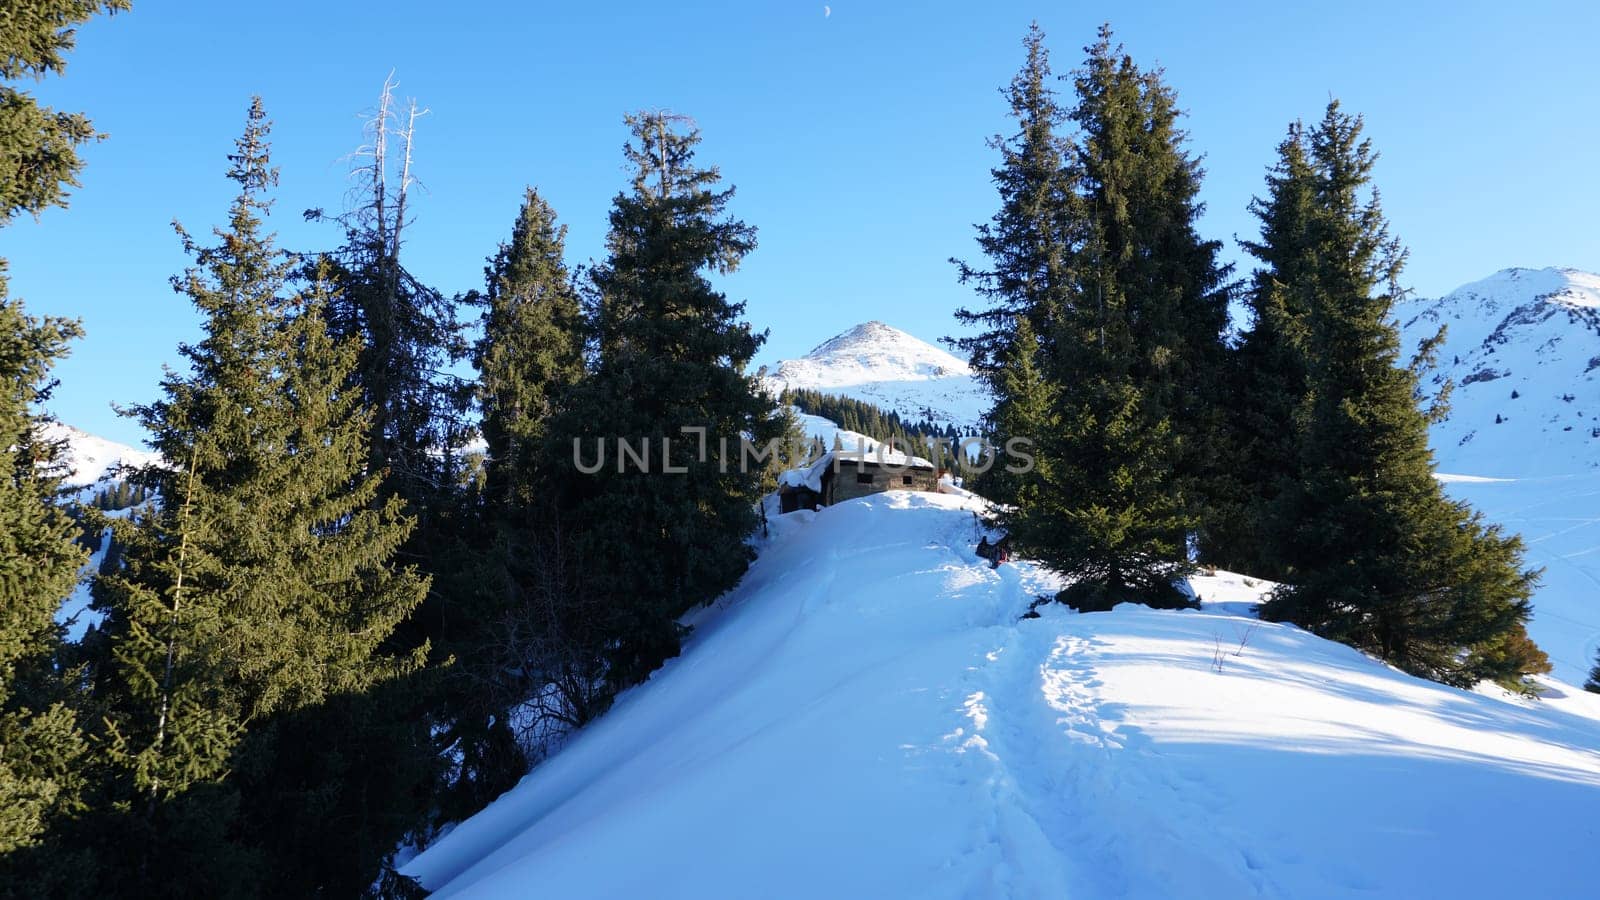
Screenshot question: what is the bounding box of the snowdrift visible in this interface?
[406,492,1600,899]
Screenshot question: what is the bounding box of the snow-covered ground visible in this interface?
[405,491,1600,899]
[1436,472,1600,686]
[1402,267,1600,685]
[763,321,989,431]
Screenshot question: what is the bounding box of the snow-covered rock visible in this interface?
[405,491,1600,899]
[763,321,988,431]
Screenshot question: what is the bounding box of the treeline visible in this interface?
[0,3,780,896]
[87,481,150,511]
[959,24,1549,689]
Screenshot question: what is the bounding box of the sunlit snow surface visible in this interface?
[1400,267,1600,684]
[407,492,1600,899]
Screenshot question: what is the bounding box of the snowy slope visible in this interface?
[1398,266,1600,478]
[406,492,1600,899]
[763,321,988,430]
[1398,268,1600,684]
[40,421,157,489]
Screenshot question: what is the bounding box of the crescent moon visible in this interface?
[824,5,831,17]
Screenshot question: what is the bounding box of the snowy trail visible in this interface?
[408,492,1600,899]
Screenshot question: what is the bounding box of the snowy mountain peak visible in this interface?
[765,322,987,430]
[1398,266,1600,478]
[40,421,157,489]
[795,321,972,383]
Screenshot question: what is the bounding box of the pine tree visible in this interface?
[476,187,586,511]
[87,99,431,895]
[1256,102,1546,687]
[553,111,780,688]
[1586,650,1600,694]
[1208,124,1319,576]
[0,0,125,877]
[308,75,470,526]
[0,300,90,863]
[952,23,1076,510]
[998,26,1228,610]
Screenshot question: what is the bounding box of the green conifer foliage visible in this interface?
[952,24,1075,506]
[987,26,1229,610]
[0,0,130,224]
[476,187,586,511]
[0,0,125,868]
[554,111,780,688]
[88,99,430,894]
[0,300,88,858]
[1256,103,1546,687]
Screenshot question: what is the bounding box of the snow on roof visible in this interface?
[778,437,937,494]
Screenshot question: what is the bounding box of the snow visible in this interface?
[56,525,112,641]
[1400,267,1600,685]
[1397,266,1600,478]
[763,321,989,430]
[39,421,158,493]
[405,491,1600,899]
[778,419,938,492]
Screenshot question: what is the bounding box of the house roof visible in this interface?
[778,442,937,494]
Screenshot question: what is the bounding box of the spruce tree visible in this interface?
[1208,124,1319,576]
[997,26,1229,610]
[952,22,1075,507]
[553,111,780,688]
[1586,650,1600,694]
[1256,103,1547,687]
[308,75,470,539]
[438,187,589,820]
[0,0,125,877]
[0,300,89,862]
[87,100,431,895]
[476,187,586,511]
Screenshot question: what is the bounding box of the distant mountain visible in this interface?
[40,421,157,490]
[762,321,988,431]
[1398,267,1600,684]
[1398,266,1599,477]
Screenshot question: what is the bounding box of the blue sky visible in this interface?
[7,0,1599,445]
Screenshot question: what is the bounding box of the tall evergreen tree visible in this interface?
[951,22,1075,506]
[0,301,89,864]
[1256,102,1547,687]
[1207,124,1319,576]
[86,100,431,895]
[0,0,125,877]
[476,187,586,511]
[996,26,1229,610]
[308,75,470,528]
[553,111,780,688]
[436,187,590,821]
